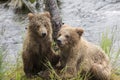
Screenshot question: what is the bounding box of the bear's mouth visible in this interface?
[40,36,47,39]
[57,43,65,48]
[57,41,67,48]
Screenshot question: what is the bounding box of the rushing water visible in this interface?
[60,0,120,43]
[0,3,26,66]
[0,0,120,67]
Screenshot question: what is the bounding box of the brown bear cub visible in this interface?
[22,12,59,78]
[56,24,111,80]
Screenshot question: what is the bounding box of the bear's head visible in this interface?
[28,12,52,38]
[57,24,84,49]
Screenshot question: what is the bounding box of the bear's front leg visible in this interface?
[23,58,33,78]
[64,66,77,78]
[61,57,78,79]
[22,52,35,78]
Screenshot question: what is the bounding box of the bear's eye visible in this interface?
[44,24,47,27]
[36,25,39,28]
[65,35,69,38]
[58,34,61,37]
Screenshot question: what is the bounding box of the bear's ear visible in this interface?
[76,27,84,36]
[61,24,69,28]
[28,13,34,20]
[43,12,51,18]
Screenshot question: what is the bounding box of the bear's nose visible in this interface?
[56,39,62,45]
[42,33,46,38]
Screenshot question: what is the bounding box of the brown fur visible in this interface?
[22,12,59,78]
[56,24,111,80]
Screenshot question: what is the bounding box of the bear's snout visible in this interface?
[56,39,62,45]
[57,36,67,47]
[38,27,47,38]
[42,33,47,38]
